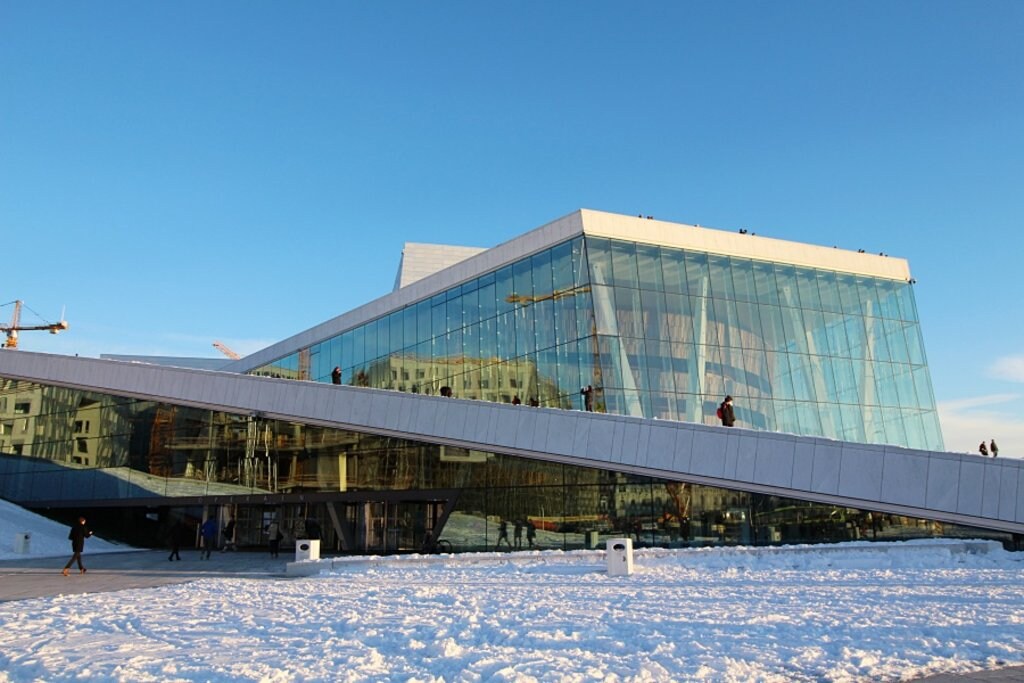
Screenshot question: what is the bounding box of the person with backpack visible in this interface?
[718,396,735,427]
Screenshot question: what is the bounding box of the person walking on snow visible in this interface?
[266,518,282,558]
[168,519,184,561]
[200,517,218,560]
[495,519,512,550]
[63,516,93,576]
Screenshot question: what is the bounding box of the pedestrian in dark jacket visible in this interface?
[990,439,999,457]
[200,517,218,560]
[63,517,93,576]
[331,367,341,385]
[979,441,989,456]
[719,396,736,427]
[168,520,184,561]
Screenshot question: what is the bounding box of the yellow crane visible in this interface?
[212,340,241,360]
[1,300,69,349]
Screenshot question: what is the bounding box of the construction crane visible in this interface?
[1,300,69,349]
[212,340,241,360]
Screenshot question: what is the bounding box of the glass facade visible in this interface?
[253,236,942,450]
[0,378,995,553]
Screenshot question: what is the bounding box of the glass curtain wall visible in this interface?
[251,236,941,450]
[0,378,994,552]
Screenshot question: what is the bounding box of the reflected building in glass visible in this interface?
[249,210,942,451]
[4,210,1001,556]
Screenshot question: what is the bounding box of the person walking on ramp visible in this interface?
[63,516,93,576]
[718,396,736,427]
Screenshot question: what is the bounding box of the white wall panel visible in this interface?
[880,452,928,508]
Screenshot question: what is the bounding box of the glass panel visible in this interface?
[636,244,664,291]
[684,252,710,298]
[752,261,779,305]
[873,362,899,407]
[592,285,617,336]
[844,316,868,359]
[788,353,817,402]
[857,277,882,318]
[734,301,763,351]
[350,326,365,368]
[402,306,417,352]
[764,351,795,401]
[892,363,918,411]
[515,305,535,357]
[823,312,850,358]
[587,237,614,286]
[431,294,447,335]
[904,322,926,366]
[513,259,534,308]
[774,264,801,309]
[496,312,516,361]
[614,286,644,339]
[551,240,574,292]
[835,274,861,315]
[389,311,403,354]
[461,285,479,328]
[609,240,639,289]
[817,271,842,313]
[666,341,694,397]
[463,322,480,360]
[553,295,578,345]
[534,298,556,352]
[644,339,676,394]
[660,247,687,295]
[913,366,937,412]
[731,259,757,303]
[876,280,901,320]
[759,304,786,354]
[895,282,918,321]
[478,281,497,321]
[795,268,821,311]
[575,291,596,342]
[572,236,589,288]
[640,288,670,341]
[531,249,553,300]
[664,293,694,344]
[478,316,497,359]
[707,255,733,301]
[883,319,909,364]
[864,317,890,362]
[495,265,515,314]
[415,299,431,343]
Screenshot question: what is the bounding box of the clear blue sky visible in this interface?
[2,2,1021,454]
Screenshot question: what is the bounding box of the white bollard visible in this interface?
[606,537,633,576]
[13,532,31,554]
[295,539,321,562]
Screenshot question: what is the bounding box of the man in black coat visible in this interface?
[63,516,93,576]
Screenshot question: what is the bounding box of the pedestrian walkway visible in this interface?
[0,549,290,602]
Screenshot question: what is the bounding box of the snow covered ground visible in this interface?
[1,500,1022,682]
